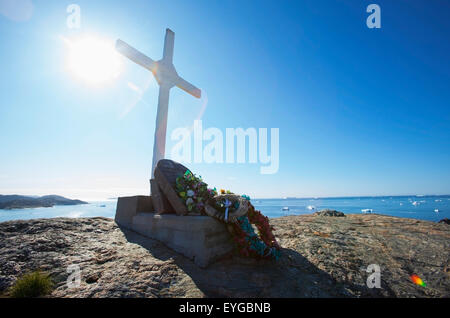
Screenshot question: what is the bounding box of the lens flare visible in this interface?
[410,274,426,287]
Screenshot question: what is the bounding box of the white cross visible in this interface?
[115,28,201,179]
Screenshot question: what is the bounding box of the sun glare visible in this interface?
[65,35,122,85]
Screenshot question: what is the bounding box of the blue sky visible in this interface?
[0,0,449,200]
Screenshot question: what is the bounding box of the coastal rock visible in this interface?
[314,209,345,217]
[0,215,449,298]
[438,218,450,225]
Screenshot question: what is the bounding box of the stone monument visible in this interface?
[114,29,233,267]
[153,159,189,215]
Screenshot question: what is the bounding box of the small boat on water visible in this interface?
[412,201,419,206]
[361,209,373,213]
[307,205,315,210]
[434,209,439,213]
[282,207,289,211]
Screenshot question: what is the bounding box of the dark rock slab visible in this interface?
[438,218,450,225]
[150,179,174,214]
[154,159,189,216]
[314,209,345,217]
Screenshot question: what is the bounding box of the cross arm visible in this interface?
[116,39,156,72]
[176,76,201,98]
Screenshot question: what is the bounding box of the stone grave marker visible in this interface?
[154,159,189,216]
[150,179,174,214]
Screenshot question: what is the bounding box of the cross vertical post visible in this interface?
[116,28,202,189]
[151,83,170,178]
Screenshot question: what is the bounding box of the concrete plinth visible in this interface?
[132,213,234,267]
[115,197,234,268]
[115,196,153,229]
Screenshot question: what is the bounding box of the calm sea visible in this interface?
[0,195,449,223]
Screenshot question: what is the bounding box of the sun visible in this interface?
[64,35,123,85]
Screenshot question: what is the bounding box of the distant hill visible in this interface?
[0,195,87,210]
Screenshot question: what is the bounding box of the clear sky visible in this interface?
[0,0,449,200]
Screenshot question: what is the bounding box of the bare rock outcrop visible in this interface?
[0,215,448,297]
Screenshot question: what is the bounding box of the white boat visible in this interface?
[282,207,289,211]
[361,209,373,213]
[307,205,315,210]
[412,201,419,206]
[434,209,439,213]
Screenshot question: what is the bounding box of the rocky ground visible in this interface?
[0,214,448,297]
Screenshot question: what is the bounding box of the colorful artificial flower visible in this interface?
[175,171,217,214]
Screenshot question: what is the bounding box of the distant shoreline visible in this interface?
[0,194,87,210]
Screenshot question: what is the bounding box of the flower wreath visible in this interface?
[175,173,281,260]
[204,193,248,223]
[227,200,281,260]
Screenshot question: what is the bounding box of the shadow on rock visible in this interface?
[120,225,357,297]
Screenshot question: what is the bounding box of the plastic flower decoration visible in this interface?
[175,171,217,214]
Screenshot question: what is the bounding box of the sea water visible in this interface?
[252,195,450,222]
[0,195,449,223]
